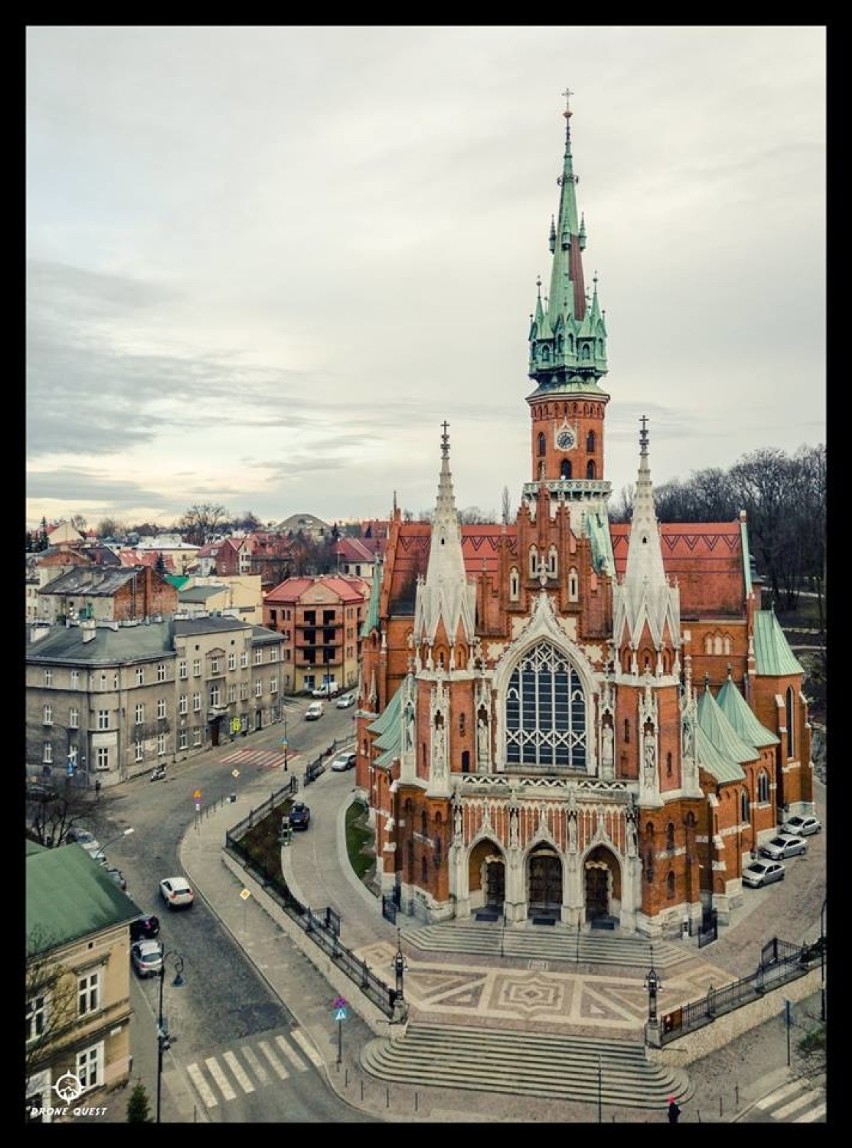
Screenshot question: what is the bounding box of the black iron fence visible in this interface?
[660,934,826,1044]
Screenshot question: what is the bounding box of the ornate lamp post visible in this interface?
[644,951,662,1027]
[91,826,134,863]
[156,950,185,1123]
[393,928,407,1002]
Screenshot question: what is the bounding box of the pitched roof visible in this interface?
[697,686,758,765]
[715,677,779,748]
[37,566,153,597]
[369,682,404,767]
[753,611,804,676]
[26,843,142,955]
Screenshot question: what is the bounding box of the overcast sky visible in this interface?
[26,25,826,533]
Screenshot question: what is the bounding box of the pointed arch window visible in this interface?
[666,822,675,851]
[505,641,586,769]
[757,770,769,803]
[560,460,572,479]
[529,547,539,578]
[586,460,596,479]
[740,790,750,823]
[568,567,579,602]
[509,567,520,600]
[421,810,428,836]
[586,430,595,452]
[537,432,546,457]
[547,546,558,577]
[785,687,795,759]
[666,871,675,899]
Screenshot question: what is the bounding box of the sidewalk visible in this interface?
[178,767,827,1123]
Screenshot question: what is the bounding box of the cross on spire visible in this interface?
[440,420,450,458]
[639,414,649,454]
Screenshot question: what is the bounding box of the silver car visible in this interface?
[759,834,808,860]
[780,814,822,837]
[742,860,786,888]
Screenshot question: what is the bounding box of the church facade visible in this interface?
[354,95,814,939]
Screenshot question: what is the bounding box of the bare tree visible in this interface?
[178,503,229,546]
[26,926,80,1081]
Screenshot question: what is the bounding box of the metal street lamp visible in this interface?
[644,950,662,1025]
[393,928,407,1002]
[92,826,134,863]
[820,897,827,1022]
[282,709,288,773]
[156,950,185,1123]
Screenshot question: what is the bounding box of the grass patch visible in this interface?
[346,798,376,881]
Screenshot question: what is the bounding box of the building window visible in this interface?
[568,567,579,602]
[134,704,144,726]
[69,707,79,728]
[178,695,188,715]
[67,744,78,770]
[179,660,188,680]
[785,686,795,760]
[210,685,221,707]
[26,995,46,1042]
[211,657,221,675]
[666,751,672,777]
[586,460,595,479]
[76,1043,103,1091]
[178,730,188,750]
[666,871,675,899]
[254,649,263,665]
[509,567,519,600]
[666,822,675,851]
[43,705,53,726]
[135,667,144,686]
[228,653,237,671]
[71,670,80,689]
[758,770,770,803]
[537,431,546,456]
[624,719,630,744]
[528,547,539,577]
[547,546,558,576]
[96,747,109,770]
[193,659,201,678]
[44,669,53,687]
[459,713,465,735]
[240,652,249,668]
[193,693,201,713]
[254,680,263,697]
[740,790,750,822]
[228,683,237,703]
[157,733,167,756]
[193,728,202,747]
[134,741,144,762]
[157,698,167,720]
[43,742,53,763]
[99,672,108,691]
[240,682,249,700]
[77,971,100,1016]
[97,709,110,730]
[270,678,278,694]
[586,430,596,452]
[157,663,166,682]
[505,641,587,769]
[421,857,428,883]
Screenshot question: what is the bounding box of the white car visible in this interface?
[159,876,195,909]
[131,939,164,978]
[780,814,822,837]
[305,701,323,721]
[331,753,357,772]
[312,681,340,698]
[742,860,786,888]
[336,692,356,709]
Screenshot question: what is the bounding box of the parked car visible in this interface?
[336,692,356,709]
[130,939,164,978]
[288,801,311,830]
[66,828,103,858]
[780,813,822,837]
[104,866,128,891]
[331,752,357,772]
[312,680,340,698]
[759,834,808,860]
[742,860,786,888]
[159,876,195,908]
[305,701,323,721]
[130,913,161,942]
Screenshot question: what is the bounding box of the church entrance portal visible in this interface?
[485,860,505,909]
[585,862,610,920]
[528,850,562,918]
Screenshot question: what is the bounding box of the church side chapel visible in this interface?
[354,94,814,939]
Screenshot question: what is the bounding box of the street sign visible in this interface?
[240,889,251,901]
[193,789,202,799]
[194,802,201,813]
[334,1006,347,1022]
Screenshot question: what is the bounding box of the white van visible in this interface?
[305,700,323,720]
[312,680,340,698]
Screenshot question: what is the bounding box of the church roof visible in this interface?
[753,611,804,676]
[697,686,758,766]
[716,677,779,748]
[694,723,746,784]
[369,683,403,767]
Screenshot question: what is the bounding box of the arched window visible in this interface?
[461,749,470,773]
[505,641,587,769]
[666,822,675,851]
[568,567,579,602]
[713,635,723,655]
[586,430,595,452]
[421,857,428,882]
[561,460,572,479]
[434,813,443,867]
[786,687,795,759]
[740,790,750,823]
[666,751,672,777]
[529,547,539,577]
[624,719,630,744]
[537,432,546,456]
[704,634,713,654]
[421,810,428,836]
[666,871,675,899]
[586,460,595,479]
[510,567,520,600]
[758,770,769,803]
[547,546,558,576]
[723,635,732,655]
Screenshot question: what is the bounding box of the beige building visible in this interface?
[177,575,263,625]
[26,842,140,1122]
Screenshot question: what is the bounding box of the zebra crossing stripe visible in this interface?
[796,1102,827,1122]
[186,1062,219,1107]
[286,1029,321,1069]
[205,1056,237,1100]
[224,1050,255,1093]
[775,1090,823,1121]
[258,1039,290,1080]
[755,1081,804,1109]
[240,1044,269,1084]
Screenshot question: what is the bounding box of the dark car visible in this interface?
[130,913,161,942]
[289,801,311,830]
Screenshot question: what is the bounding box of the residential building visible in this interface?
[36,565,179,626]
[26,841,140,1122]
[275,512,331,542]
[26,616,285,787]
[176,575,263,625]
[355,96,815,938]
[263,575,368,694]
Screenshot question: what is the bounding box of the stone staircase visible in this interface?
[401,921,691,971]
[361,1023,692,1110]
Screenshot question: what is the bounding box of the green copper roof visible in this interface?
[739,516,753,598]
[369,683,403,768]
[715,677,779,748]
[697,687,757,766]
[753,611,804,676]
[27,843,142,955]
[585,508,616,576]
[694,723,746,784]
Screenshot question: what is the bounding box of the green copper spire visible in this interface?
[528,90,608,397]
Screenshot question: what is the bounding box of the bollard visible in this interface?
[360,1080,364,1101]
[386,1087,390,1108]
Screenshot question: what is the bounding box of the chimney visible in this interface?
[81,618,97,643]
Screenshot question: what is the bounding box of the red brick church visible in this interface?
[354,94,814,938]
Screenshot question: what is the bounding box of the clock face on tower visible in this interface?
[555,426,576,451]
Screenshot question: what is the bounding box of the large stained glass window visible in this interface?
[505,642,586,769]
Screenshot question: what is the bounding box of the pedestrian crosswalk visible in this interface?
[753,1077,826,1123]
[185,1029,314,1109]
[219,747,298,771]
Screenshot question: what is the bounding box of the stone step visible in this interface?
[401,922,689,970]
[361,1023,691,1109]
